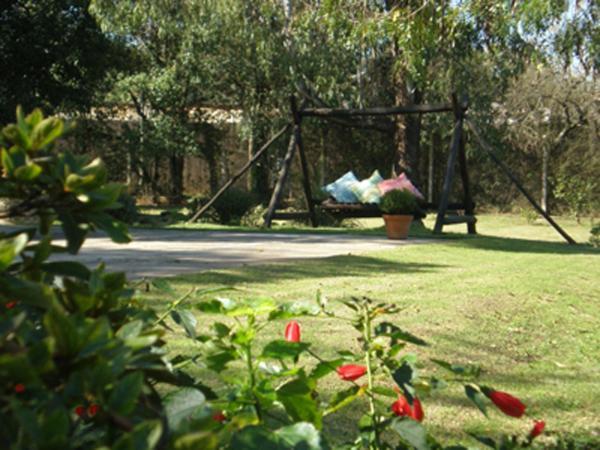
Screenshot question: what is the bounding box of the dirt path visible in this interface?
[48,229,430,278]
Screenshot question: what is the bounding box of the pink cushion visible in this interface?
[378,173,424,200]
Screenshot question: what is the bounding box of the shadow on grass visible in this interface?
[451,234,598,255]
[168,253,446,287]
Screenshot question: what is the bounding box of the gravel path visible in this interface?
[47,229,430,278]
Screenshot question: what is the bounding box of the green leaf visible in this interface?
[230,426,288,450]
[277,377,322,428]
[113,420,163,450]
[172,431,218,450]
[0,275,55,309]
[375,322,428,346]
[57,212,88,254]
[309,358,344,379]
[392,361,416,401]
[268,301,321,320]
[465,384,488,417]
[31,117,64,150]
[0,233,27,271]
[467,433,497,449]
[151,278,175,294]
[262,339,311,361]
[116,320,143,340]
[431,359,481,378]
[390,418,429,450]
[171,309,197,338]
[41,261,91,280]
[44,308,79,356]
[164,388,207,430]
[108,372,144,415]
[14,163,42,181]
[88,212,131,243]
[275,422,325,450]
[40,408,69,448]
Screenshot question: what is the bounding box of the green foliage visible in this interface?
[380,189,419,215]
[0,109,203,450]
[110,192,139,224]
[590,224,600,248]
[554,174,598,223]
[0,0,127,124]
[212,188,258,225]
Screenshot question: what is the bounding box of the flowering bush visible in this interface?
[1,109,548,449]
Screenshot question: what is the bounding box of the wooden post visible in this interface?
[292,97,318,227]
[466,119,576,245]
[263,130,298,228]
[457,122,476,234]
[188,124,291,223]
[434,118,462,234]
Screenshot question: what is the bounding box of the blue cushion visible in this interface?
[323,171,359,203]
[351,170,384,204]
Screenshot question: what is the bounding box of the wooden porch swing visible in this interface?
[262,93,476,234]
[188,93,576,244]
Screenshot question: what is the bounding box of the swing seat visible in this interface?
[319,198,382,218]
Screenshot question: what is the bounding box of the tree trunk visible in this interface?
[428,131,441,203]
[393,76,422,185]
[206,153,219,195]
[248,127,271,203]
[169,153,184,204]
[541,146,549,213]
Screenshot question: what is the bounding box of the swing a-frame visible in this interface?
[189,93,576,244]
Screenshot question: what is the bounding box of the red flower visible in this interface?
[74,405,86,417]
[212,411,226,423]
[5,301,17,309]
[284,321,301,342]
[391,394,424,422]
[483,388,526,418]
[336,364,367,381]
[411,396,424,422]
[88,404,100,417]
[14,383,25,393]
[529,420,545,439]
[391,395,412,417]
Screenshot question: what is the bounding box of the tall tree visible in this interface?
[0,0,123,123]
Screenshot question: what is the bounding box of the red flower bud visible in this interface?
[391,394,412,417]
[5,301,17,309]
[529,420,545,439]
[391,394,424,422]
[74,405,86,417]
[14,383,25,393]
[411,396,424,422]
[484,388,526,418]
[336,364,367,381]
[284,321,301,342]
[212,411,226,422]
[88,404,100,417]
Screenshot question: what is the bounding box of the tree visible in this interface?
[503,65,599,214]
[0,0,125,123]
[91,0,229,202]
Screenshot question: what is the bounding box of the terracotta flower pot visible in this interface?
[382,214,413,239]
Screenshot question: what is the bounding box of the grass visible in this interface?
[140,214,599,447]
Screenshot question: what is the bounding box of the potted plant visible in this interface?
[379,189,419,239]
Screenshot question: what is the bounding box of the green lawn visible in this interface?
[141,214,599,447]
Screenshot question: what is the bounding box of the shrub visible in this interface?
[240,204,268,227]
[380,189,419,215]
[0,108,211,450]
[211,187,258,224]
[590,223,600,248]
[110,191,138,224]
